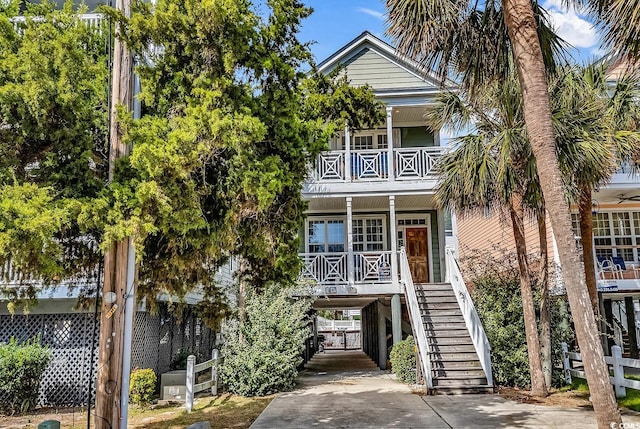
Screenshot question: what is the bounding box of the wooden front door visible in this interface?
[406,228,429,283]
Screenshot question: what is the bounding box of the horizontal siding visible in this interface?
[457,212,553,268]
[342,48,430,90]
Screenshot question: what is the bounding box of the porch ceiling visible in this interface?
[306,194,436,212]
[391,106,428,125]
[312,296,379,310]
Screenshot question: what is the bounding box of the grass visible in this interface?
[128,394,273,429]
[569,376,640,412]
[0,394,273,429]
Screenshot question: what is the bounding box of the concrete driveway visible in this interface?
[250,352,640,429]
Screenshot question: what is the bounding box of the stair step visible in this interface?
[433,377,488,387]
[420,302,460,310]
[420,308,462,316]
[417,283,451,290]
[433,385,495,395]
[431,362,483,370]
[424,321,468,329]
[429,344,477,353]
[425,329,469,338]
[428,337,474,346]
[430,352,480,361]
[420,295,459,303]
[423,316,466,324]
[432,368,486,378]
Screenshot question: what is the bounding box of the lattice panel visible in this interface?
[131,312,148,370]
[142,313,161,370]
[0,306,216,406]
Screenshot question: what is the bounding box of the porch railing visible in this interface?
[312,147,443,182]
[12,13,104,34]
[299,253,349,284]
[445,248,494,386]
[299,251,394,285]
[399,248,433,389]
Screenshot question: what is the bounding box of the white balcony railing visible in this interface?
[299,251,394,285]
[12,13,104,34]
[312,147,443,183]
[299,253,349,284]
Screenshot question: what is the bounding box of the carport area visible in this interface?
[309,295,413,371]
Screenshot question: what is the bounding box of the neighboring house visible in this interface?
[453,60,640,357]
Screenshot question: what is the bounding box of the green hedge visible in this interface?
[390,336,416,384]
[0,337,51,415]
[129,368,157,406]
[222,285,312,396]
[465,249,574,388]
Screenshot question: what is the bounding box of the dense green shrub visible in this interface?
[465,248,574,388]
[390,336,416,384]
[222,285,312,396]
[0,337,51,415]
[129,368,157,407]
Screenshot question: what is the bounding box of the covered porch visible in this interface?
[299,194,445,296]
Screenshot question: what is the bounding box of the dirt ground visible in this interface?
[498,386,593,409]
[0,394,273,429]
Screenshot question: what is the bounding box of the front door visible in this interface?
[406,228,429,283]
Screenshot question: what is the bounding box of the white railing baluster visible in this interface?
[399,248,433,389]
[445,248,493,386]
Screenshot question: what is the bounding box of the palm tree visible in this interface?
[550,64,640,315]
[431,74,548,396]
[386,1,621,425]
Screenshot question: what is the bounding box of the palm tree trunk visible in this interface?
[579,184,600,315]
[503,0,621,426]
[510,197,547,397]
[538,211,552,389]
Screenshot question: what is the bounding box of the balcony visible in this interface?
[310,147,443,183]
[299,251,402,296]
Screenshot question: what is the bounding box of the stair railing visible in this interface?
[399,247,433,389]
[445,248,494,386]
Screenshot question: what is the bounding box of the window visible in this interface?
[308,220,345,253]
[585,211,640,263]
[353,219,384,251]
[612,212,634,261]
[353,135,374,150]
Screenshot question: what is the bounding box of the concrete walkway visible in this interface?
[250,351,640,429]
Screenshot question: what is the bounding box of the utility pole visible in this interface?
[95,0,134,427]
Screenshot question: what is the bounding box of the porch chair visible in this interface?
[597,257,623,280]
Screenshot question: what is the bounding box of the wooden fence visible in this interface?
[562,342,640,398]
[186,349,220,412]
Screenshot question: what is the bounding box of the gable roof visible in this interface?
[317,31,455,94]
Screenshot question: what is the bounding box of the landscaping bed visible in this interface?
[0,394,273,429]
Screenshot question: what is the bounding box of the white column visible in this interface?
[391,294,402,345]
[344,122,351,182]
[347,197,355,286]
[386,106,395,182]
[389,195,399,289]
[437,209,446,283]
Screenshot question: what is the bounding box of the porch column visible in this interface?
[389,195,399,288]
[437,209,446,283]
[386,106,395,182]
[391,294,402,345]
[347,197,355,286]
[625,297,639,359]
[344,122,351,182]
[378,300,388,369]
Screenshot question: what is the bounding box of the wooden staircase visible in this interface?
[416,283,494,394]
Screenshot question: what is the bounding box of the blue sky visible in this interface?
[299,0,603,65]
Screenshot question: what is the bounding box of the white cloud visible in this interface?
[357,7,385,20]
[542,1,598,49]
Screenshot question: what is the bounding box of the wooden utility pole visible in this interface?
[95,1,134,427]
